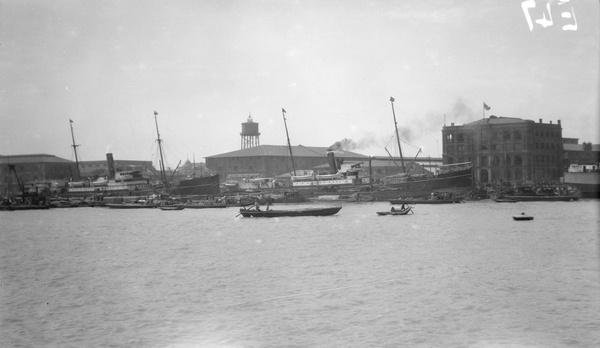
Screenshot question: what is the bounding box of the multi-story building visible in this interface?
[442,116,563,184]
[563,139,600,166]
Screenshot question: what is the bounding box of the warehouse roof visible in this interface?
[0,154,72,164]
[206,144,368,159]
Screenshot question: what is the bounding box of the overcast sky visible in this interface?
[1,0,598,169]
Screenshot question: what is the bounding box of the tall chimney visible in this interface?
[106,153,116,179]
[326,149,337,174]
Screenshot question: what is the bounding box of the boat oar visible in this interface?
[236,204,254,217]
[235,208,246,217]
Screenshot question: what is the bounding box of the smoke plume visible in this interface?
[330,134,378,151]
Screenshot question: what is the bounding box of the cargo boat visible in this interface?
[372,97,473,200]
[561,164,599,198]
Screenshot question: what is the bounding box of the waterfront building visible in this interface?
[562,140,600,167]
[0,154,74,195]
[442,116,563,183]
[205,145,368,181]
[0,154,158,196]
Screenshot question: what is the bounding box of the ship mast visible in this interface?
[282,108,297,176]
[154,111,168,185]
[69,119,81,180]
[390,97,406,172]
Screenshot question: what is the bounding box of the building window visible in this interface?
[503,130,510,140]
[515,155,522,165]
[514,131,522,140]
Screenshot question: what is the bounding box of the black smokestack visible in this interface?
[326,149,337,174]
[106,153,116,179]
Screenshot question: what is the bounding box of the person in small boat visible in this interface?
[401,204,407,211]
[254,200,261,211]
[266,201,270,211]
[391,207,395,212]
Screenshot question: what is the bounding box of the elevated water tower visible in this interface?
[240,114,260,149]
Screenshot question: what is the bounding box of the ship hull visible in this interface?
[562,172,600,198]
[65,181,153,197]
[372,171,473,200]
[172,174,221,196]
[506,195,580,202]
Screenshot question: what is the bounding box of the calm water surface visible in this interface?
[1,200,599,347]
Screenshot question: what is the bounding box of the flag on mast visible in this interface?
[69,119,73,123]
[154,111,158,116]
[282,108,286,113]
[483,102,491,111]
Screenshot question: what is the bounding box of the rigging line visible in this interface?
[400,140,420,149]
[385,133,397,147]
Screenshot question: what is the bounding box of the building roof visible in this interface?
[461,116,535,128]
[564,143,600,152]
[0,154,72,164]
[206,144,369,159]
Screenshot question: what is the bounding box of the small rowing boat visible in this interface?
[159,205,185,211]
[376,206,413,216]
[513,213,534,221]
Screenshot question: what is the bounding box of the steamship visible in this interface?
[65,154,220,197]
[288,149,472,200]
[65,154,152,196]
[66,171,151,196]
[290,150,370,192]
